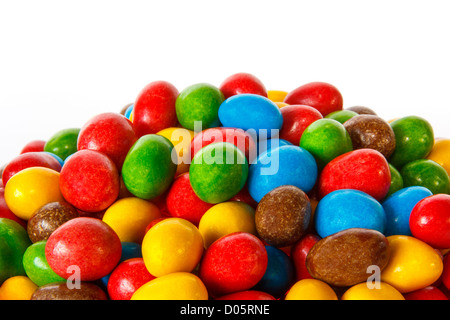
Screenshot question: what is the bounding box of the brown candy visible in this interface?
[344,114,396,158]
[255,185,311,247]
[346,106,377,115]
[31,282,107,300]
[306,228,389,287]
[27,201,79,243]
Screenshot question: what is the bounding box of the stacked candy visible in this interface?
[0,73,449,300]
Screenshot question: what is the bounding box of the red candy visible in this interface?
[290,233,321,281]
[20,140,46,154]
[219,72,267,100]
[198,232,268,297]
[60,150,120,213]
[403,286,448,300]
[442,254,450,291]
[410,194,450,249]
[133,80,179,138]
[279,105,323,145]
[284,82,343,117]
[216,290,276,300]
[77,112,137,170]
[0,188,27,228]
[107,258,156,300]
[318,148,391,202]
[45,217,122,281]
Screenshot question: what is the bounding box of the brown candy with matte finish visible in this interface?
[31,282,108,300]
[346,106,377,115]
[344,114,396,159]
[255,185,311,247]
[306,228,389,287]
[27,201,79,243]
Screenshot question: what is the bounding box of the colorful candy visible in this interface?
[43,128,80,161]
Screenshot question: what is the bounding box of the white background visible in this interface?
[1,0,449,165]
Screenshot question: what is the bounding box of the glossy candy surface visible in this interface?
[44,128,80,161]
[427,138,450,175]
[400,159,449,195]
[290,233,321,281]
[341,282,405,300]
[285,279,338,300]
[219,72,267,99]
[0,276,38,300]
[279,105,323,145]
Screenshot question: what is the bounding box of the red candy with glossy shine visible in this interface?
[59,150,120,213]
[133,80,179,138]
[198,232,268,297]
[230,184,258,209]
[77,112,137,170]
[45,217,122,281]
[403,286,448,300]
[318,148,391,202]
[284,81,343,117]
[216,290,276,300]
[279,105,323,145]
[165,173,214,225]
[219,72,267,100]
[410,194,450,249]
[2,152,61,186]
[20,140,46,154]
[107,258,156,300]
[291,233,321,281]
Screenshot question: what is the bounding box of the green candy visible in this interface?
[386,163,404,199]
[189,142,248,204]
[325,110,358,124]
[401,159,449,195]
[122,134,177,200]
[44,128,80,161]
[299,119,353,169]
[175,83,224,131]
[0,218,32,284]
[389,116,434,169]
[23,240,65,287]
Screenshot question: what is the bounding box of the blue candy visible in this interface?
[124,104,134,120]
[248,145,317,203]
[382,186,433,236]
[218,94,283,138]
[315,189,386,238]
[256,138,292,162]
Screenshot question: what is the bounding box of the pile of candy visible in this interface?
[0,73,449,300]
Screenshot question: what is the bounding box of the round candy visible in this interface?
[382,186,433,237]
[248,145,317,203]
[285,279,338,300]
[427,138,450,176]
[318,148,391,202]
[77,112,137,170]
[219,72,267,99]
[31,282,107,300]
[2,151,61,186]
[0,276,38,300]
[44,127,80,161]
[381,235,443,293]
[141,218,204,277]
[102,197,162,244]
[279,105,323,145]
[386,163,404,198]
[131,272,208,300]
[122,134,177,200]
[198,232,268,297]
[267,90,288,103]
[60,150,120,212]
[325,109,358,124]
[0,218,31,284]
[256,138,292,159]
[284,81,343,117]
[346,105,377,115]
[255,185,311,247]
[409,194,450,249]
[400,159,449,195]
[291,233,321,281]
[23,240,65,287]
[132,80,179,137]
[341,282,404,300]
[216,290,275,300]
[4,167,64,220]
[45,217,122,281]
[176,83,224,131]
[20,140,46,154]
[189,142,248,204]
[389,116,434,169]
[107,258,156,300]
[299,118,353,169]
[343,115,396,159]
[218,94,283,139]
[314,189,386,238]
[165,173,214,225]
[198,201,256,248]
[27,201,79,243]
[404,286,448,300]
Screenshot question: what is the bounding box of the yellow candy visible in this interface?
[0,276,38,300]
[131,272,208,300]
[4,167,64,220]
[285,279,338,300]
[267,90,288,103]
[157,127,195,176]
[275,102,289,108]
[426,138,450,176]
[102,197,162,244]
[141,218,204,277]
[341,282,405,300]
[198,201,256,248]
[381,235,443,293]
